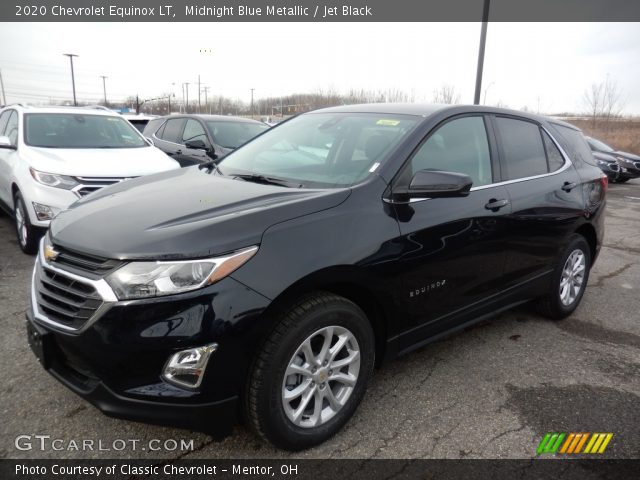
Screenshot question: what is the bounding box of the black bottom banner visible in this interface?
[2,459,637,480]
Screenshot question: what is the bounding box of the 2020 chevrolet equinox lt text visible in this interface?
[27,105,606,450]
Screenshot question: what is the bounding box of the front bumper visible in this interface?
[26,256,272,434]
[20,181,78,228]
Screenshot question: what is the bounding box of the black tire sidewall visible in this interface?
[551,235,591,317]
[258,297,374,450]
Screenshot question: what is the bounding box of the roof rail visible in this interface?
[81,105,111,111]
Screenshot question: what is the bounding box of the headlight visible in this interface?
[30,168,78,190]
[106,246,258,300]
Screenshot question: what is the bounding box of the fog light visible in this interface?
[32,202,59,221]
[162,343,218,389]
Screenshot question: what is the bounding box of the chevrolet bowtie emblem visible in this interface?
[44,244,59,262]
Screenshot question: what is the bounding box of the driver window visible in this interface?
[182,119,209,146]
[410,116,492,188]
[4,111,18,146]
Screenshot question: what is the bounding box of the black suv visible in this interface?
[27,105,605,450]
[143,114,269,167]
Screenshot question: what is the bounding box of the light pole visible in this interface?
[184,82,190,113]
[202,86,210,113]
[250,88,255,118]
[473,0,490,105]
[100,75,108,105]
[63,53,79,106]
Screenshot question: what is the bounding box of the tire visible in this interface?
[14,192,42,254]
[245,292,375,450]
[536,234,591,320]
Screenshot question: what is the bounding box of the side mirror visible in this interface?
[185,139,209,151]
[0,136,16,150]
[403,170,473,199]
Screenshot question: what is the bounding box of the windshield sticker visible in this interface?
[376,119,400,126]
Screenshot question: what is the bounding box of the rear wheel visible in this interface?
[536,235,591,320]
[14,192,42,254]
[245,292,375,450]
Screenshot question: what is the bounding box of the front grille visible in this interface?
[77,186,104,197]
[73,177,134,197]
[34,262,104,331]
[51,244,123,276]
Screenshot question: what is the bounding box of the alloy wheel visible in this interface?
[15,201,27,247]
[559,249,586,306]
[282,325,360,429]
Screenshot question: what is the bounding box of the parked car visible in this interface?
[0,105,180,253]
[586,136,640,183]
[143,114,269,167]
[27,104,606,450]
[591,151,621,182]
[122,113,157,133]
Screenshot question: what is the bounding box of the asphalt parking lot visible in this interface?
[0,180,638,460]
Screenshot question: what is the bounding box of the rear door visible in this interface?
[391,115,512,343]
[492,115,584,287]
[153,117,186,157]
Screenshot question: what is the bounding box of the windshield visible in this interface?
[218,113,420,187]
[205,121,269,149]
[587,137,614,152]
[24,113,148,148]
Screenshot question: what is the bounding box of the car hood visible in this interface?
[26,145,179,177]
[50,167,351,260]
[592,151,617,163]
[614,150,640,161]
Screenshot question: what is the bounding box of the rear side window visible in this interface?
[158,118,185,143]
[552,124,597,166]
[410,116,493,187]
[542,131,565,172]
[495,117,547,180]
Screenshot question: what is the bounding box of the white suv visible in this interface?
[0,105,180,253]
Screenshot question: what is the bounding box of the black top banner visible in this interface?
[2,0,640,22]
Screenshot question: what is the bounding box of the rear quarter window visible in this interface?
[550,123,597,167]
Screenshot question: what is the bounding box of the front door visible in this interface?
[391,115,511,347]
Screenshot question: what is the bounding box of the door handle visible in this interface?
[562,181,577,192]
[172,149,182,156]
[485,198,509,212]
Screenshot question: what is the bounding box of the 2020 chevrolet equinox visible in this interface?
[27,105,606,450]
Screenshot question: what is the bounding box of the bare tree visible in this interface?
[432,85,460,104]
[603,77,624,123]
[583,82,605,128]
[583,77,625,128]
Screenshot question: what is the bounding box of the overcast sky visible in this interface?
[1,22,639,114]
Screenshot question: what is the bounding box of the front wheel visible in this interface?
[536,234,591,320]
[14,192,42,254]
[245,292,375,450]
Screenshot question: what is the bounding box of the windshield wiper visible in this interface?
[233,173,303,188]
